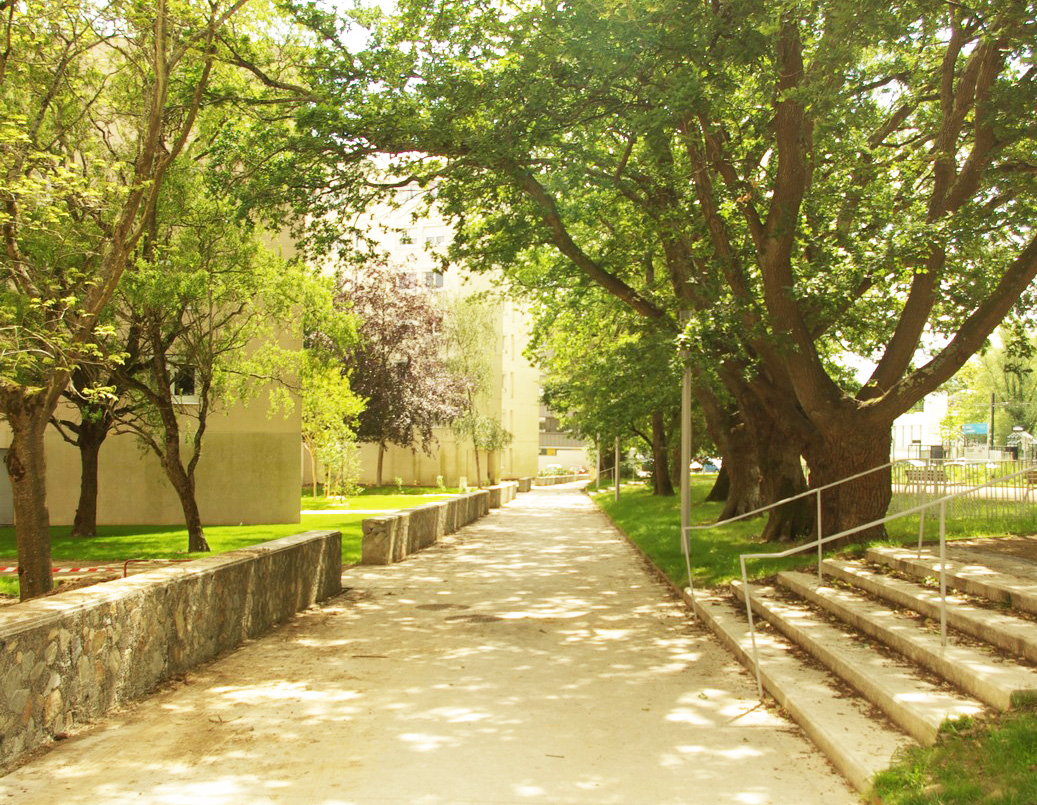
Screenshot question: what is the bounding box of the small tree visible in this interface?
[442,293,498,487]
[114,165,305,552]
[473,416,513,486]
[300,355,364,497]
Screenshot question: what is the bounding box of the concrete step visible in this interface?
[778,570,1037,711]
[731,580,983,745]
[822,558,1037,665]
[688,591,911,793]
[867,545,1037,617]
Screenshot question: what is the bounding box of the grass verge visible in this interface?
[302,486,458,509]
[870,711,1037,804]
[591,478,817,587]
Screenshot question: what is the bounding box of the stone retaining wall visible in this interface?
[534,473,591,486]
[361,483,519,566]
[0,529,341,771]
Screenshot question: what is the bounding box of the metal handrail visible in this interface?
[680,461,897,607]
[735,461,1037,699]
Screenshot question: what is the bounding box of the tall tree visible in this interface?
[317,0,1037,541]
[0,0,249,599]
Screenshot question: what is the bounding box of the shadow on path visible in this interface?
[0,486,856,804]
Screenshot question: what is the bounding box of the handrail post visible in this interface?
[940,499,947,647]
[816,488,823,585]
[741,556,764,701]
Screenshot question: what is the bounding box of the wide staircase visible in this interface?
[690,537,1037,793]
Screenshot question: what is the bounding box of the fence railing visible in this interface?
[729,461,1037,700]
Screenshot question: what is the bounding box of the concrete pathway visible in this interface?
[0,486,857,804]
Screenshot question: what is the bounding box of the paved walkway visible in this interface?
[0,486,857,804]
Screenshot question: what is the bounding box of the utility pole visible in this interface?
[680,312,695,605]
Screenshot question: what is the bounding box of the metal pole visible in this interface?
[816,490,823,585]
[614,436,620,502]
[741,557,764,701]
[595,435,601,492]
[681,357,695,605]
[940,500,947,647]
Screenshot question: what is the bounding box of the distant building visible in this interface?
[538,405,591,473]
[891,394,948,461]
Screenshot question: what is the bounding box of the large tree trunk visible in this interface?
[376,443,385,487]
[758,435,811,541]
[71,416,109,538]
[804,420,892,545]
[694,386,762,518]
[650,409,675,496]
[717,423,764,520]
[744,398,811,542]
[5,402,53,600]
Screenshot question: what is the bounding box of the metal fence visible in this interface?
[888,458,1037,523]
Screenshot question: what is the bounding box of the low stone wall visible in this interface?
[534,473,591,486]
[0,530,341,772]
[362,488,503,566]
[508,477,534,493]
[487,481,519,508]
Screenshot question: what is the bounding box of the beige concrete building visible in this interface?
[0,240,303,528]
[348,187,542,486]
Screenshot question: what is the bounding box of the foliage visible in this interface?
[441,292,511,483]
[871,710,1037,805]
[269,0,1037,540]
[113,159,310,551]
[0,0,255,598]
[943,321,1037,447]
[300,351,365,496]
[336,261,467,461]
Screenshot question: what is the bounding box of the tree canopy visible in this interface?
[267,0,1037,539]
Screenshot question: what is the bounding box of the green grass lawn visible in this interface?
[302,486,459,509]
[592,478,821,587]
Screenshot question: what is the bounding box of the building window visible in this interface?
[424,270,444,288]
[424,234,446,247]
[399,228,417,246]
[172,365,198,405]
